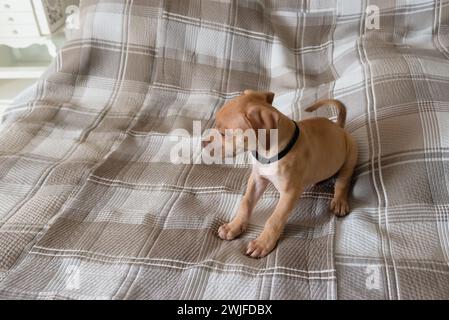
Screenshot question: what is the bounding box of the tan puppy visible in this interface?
[212,90,357,258]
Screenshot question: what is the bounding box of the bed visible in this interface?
[0,0,448,299]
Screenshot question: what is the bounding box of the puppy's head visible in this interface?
[204,90,279,158]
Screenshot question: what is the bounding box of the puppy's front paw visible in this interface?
[218,221,246,240]
[246,237,277,259]
[330,197,350,217]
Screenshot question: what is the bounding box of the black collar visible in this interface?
[251,121,300,165]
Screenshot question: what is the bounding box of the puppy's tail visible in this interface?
[305,99,346,128]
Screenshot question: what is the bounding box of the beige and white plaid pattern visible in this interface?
[0,0,449,299]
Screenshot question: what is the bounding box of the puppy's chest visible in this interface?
[252,161,283,189]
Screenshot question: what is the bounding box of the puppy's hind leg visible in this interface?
[218,173,268,240]
[331,133,358,217]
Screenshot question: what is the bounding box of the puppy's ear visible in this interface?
[243,106,279,130]
[263,92,275,104]
[243,90,275,104]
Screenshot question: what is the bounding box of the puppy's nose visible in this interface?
[202,140,210,148]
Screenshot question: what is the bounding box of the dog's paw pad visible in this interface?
[330,198,350,217]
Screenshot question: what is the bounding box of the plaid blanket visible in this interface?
[0,0,448,299]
